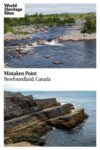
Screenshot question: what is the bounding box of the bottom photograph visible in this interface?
[4,90,96,147]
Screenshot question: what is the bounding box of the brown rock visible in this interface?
[37,40,45,45]
[5,141,35,147]
[4,137,13,144]
[4,114,52,145]
[35,103,74,120]
[34,98,60,110]
[47,108,87,129]
[52,60,64,65]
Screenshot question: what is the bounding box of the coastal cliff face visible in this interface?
[4,91,59,120]
[4,91,88,146]
[4,92,39,121]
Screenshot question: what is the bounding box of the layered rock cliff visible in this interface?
[4,91,88,146]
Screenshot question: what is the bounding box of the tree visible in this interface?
[64,16,75,24]
[81,15,96,34]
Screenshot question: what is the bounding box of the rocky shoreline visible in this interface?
[4,32,96,42]
[58,33,96,41]
[4,91,88,147]
[4,25,96,41]
[4,25,48,41]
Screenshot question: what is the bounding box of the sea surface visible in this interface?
[22,91,96,147]
[4,26,96,68]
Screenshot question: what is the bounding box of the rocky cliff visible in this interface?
[4,91,88,146]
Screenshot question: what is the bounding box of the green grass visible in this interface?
[12,31,29,35]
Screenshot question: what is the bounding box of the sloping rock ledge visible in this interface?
[4,91,88,146]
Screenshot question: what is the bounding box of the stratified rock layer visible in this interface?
[47,108,87,129]
[4,91,59,121]
[4,91,88,146]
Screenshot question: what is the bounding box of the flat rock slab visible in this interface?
[58,33,96,41]
[35,103,74,119]
[5,142,37,147]
[47,108,87,129]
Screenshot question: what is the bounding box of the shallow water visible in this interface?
[22,91,96,147]
[4,26,96,68]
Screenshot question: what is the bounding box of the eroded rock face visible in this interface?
[4,91,88,146]
[4,114,51,145]
[4,91,59,121]
[47,109,87,129]
[4,91,39,121]
[33,98,60,110]
[35,103,74,120]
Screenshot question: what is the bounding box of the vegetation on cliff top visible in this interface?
[4,13,96,34]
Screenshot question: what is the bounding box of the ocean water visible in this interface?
[4,26,96,68]
[22,91,96,147]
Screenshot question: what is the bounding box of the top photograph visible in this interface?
[4,3,96,68]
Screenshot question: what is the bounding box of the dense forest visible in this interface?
[4,13,96,34]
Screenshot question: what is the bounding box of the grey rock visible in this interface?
[4,91,40,121]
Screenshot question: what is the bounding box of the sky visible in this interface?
[4,85,36,92]
[25,4,96,15]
